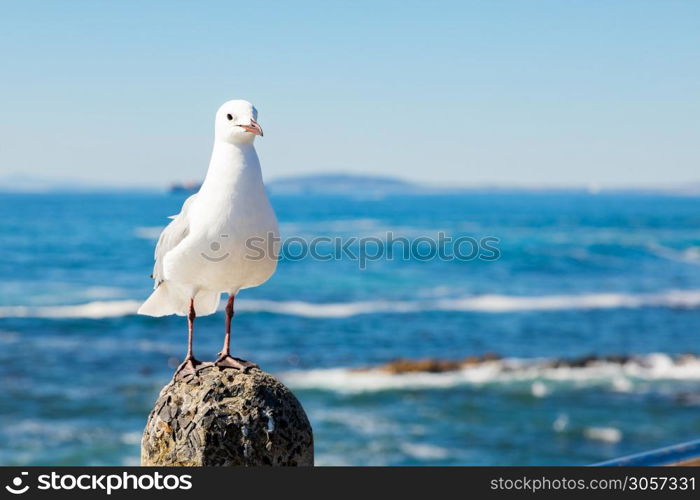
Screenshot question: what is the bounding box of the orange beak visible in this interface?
[240,119,263,137]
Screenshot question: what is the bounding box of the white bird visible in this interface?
[138,99,279,378]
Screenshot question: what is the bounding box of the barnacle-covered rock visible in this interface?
[141,365,313,466]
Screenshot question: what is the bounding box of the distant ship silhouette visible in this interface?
[168,181,201,193]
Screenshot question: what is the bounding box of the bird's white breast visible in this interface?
[163,142,279,294]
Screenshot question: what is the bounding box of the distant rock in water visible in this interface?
[364,353,502,374]
[357,353,699,375]
[282,352,700,394]
[141,365,313,466]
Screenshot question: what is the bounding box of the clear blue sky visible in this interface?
[1,1,698,188]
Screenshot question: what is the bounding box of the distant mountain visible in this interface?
[3,171,699,196]
[267,174,432,196]
[267,174,700,197]
[0,173,79,193]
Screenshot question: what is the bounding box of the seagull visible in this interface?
[138,99,279,378]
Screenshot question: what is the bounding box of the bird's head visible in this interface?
[214,99,263,144]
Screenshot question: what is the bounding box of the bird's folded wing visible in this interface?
[151,193,197,288]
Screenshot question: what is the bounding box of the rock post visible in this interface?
[141,365,313,466]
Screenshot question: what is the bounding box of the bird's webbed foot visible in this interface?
[173,356,205,380]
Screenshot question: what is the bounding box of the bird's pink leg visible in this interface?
[222,295,233,356]
[215,294,257,372]
[174,298,204,379]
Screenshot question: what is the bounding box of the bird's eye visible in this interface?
[226,113,233,121]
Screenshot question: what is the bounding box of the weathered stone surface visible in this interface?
[141,365,313,466]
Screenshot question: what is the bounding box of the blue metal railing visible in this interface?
[593,439,700,466]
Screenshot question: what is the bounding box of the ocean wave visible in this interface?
[2,289,700,319]
[240,289,700,318]
[280,353,700,393]
[649,244,700,266]
[278,218,458,239]
[0,300,142,319]
[279,218,382,235]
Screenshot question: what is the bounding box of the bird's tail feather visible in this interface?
[137,282,220,317]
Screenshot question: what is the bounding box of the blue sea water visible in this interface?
[1,191,700,465]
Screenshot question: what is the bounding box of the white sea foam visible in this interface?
[237,299,408,318]
[120,432,143,446]
[584,427,622,444]
[2,289,700,319]
[312,409,399,435]
[531,381,549,398]
[134,226,164,240]
[399,442,451,460]
[552,414,569,433]
[280,353,700,394]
